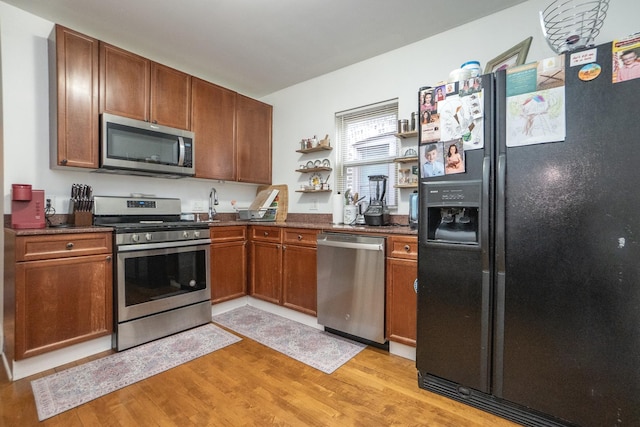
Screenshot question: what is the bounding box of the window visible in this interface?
[335,99,399,206]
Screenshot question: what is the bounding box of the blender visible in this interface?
[364,175,390,226]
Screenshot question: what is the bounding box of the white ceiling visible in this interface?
[4,0,527,97]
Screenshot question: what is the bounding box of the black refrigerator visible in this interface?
[416,41,640,427]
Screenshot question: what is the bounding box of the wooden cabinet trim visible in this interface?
[387,235,418,260]
[15,233,112,262]
[249,226,282,243]
[283,228,320,247]
[210,225,247,242]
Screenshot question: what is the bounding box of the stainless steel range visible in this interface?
[93,196,211,351]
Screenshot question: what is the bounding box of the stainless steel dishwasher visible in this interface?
[317,233,386,344]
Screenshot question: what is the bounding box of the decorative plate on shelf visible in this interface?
[313,159,322,167]
[305,160,315,169]
[309,173,323,187]
[404,148,418,157]
[321,158,331,168]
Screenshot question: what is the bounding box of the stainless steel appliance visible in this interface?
[93,196,211,351]
[363,175,390,226]
[317,233,386,345]
[417,42,640,426]
[99,113,195,178]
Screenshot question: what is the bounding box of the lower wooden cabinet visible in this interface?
[386,235,418,347]
[4,231,113,361]
[282,229,319,316]
[210,226,247,303]
[249,226,319,315]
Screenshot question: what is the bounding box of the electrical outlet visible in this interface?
[310,198,318,211]
[192,200,204,212]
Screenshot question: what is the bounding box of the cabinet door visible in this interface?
[210,240,246,303]
[282,245,317,316]
[236,94,272,184]
[150,62,191,130]
[100,42,150,121]
[54,25,99,168]
[15,254,113,360]
[191,78,237,180]
[249,240,281,304]
[386,257,418,346]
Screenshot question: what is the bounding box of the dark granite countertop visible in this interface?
[4,213,416,236]
[5,225,114,236]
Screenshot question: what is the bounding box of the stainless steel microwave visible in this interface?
[100,113,195,178]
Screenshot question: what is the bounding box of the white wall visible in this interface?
[0,2,259,217]
[263,0,638,214]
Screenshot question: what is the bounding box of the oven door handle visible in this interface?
[117,238,212,252]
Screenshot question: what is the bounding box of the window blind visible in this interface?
[335,99,399,206]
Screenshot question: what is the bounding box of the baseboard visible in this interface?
[10,336,112,381]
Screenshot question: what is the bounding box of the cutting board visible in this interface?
[257,184,288,222]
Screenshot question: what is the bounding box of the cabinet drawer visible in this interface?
[250,226,282,243]
[283,228,319,247]
[210,225,247,242]
[387,236,418,260]
[16,232,112,262]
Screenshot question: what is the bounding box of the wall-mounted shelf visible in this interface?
[394,131,418,139]
[395,184,418,189]
[295,189,332,193]
[295,167,332,173]
[394,156,418,163]
[296,146,333,154]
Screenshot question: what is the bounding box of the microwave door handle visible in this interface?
[178,136,186,166]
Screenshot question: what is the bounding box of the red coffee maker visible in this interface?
[11,184,46,229]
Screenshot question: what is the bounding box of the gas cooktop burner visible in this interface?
[107,221,208,233]
[92,195,211,240]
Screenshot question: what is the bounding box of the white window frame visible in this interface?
[335,99,399,207]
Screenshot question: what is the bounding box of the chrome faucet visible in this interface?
[208,187,218,221]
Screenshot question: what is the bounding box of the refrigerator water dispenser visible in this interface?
[423,180,481,245]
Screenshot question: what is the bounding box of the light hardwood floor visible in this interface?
[0,326,519,426]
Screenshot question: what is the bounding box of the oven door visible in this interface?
[116,241,211,323]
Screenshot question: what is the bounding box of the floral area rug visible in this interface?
[31,323,241,421]
[213,305,366,374]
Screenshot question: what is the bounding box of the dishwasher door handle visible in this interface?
[317,239,384,251]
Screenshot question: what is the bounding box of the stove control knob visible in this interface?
[131,234,140,243]
[145,233,152,241]
[193,231,201,238]
[182,231,191,239]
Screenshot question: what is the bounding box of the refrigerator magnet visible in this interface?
[578,63,601,81]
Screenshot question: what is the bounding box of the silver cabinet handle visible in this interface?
[66,242,74,250]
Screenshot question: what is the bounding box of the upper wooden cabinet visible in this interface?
[236,94,273,184]
[51,24,271,183]
[192,82,273,183]
[51,25,100,169]
[150,62,192,130]
[191,78,237,180]
[99,43,191,130]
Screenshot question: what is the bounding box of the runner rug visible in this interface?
[213,305,366,374]
[31,323,241,421]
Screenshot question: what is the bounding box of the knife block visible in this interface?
[72,211,93,226]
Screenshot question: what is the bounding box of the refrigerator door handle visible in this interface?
[493,152,507,397]
[496,153,506,274]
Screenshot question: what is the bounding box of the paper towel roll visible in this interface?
[332,194,344,224]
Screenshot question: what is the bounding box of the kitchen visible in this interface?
[1,0,638,425]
